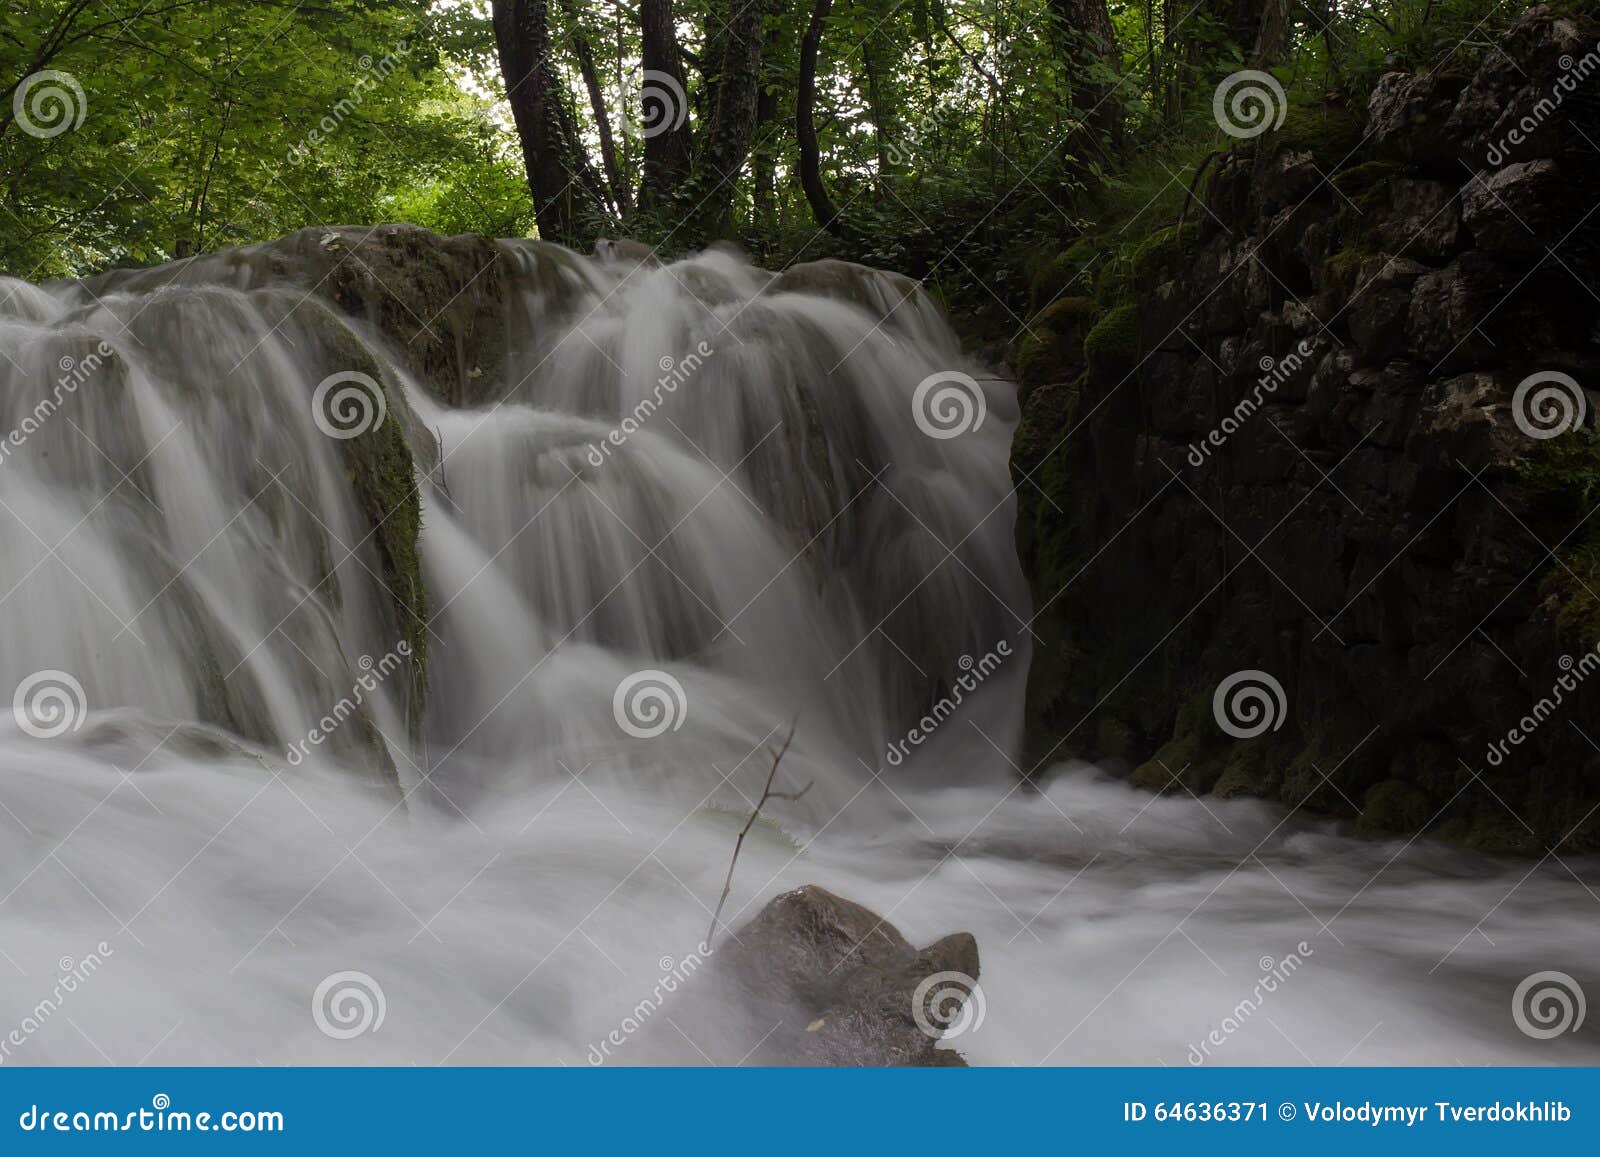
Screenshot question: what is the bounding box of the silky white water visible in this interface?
[0,233,1593,1066]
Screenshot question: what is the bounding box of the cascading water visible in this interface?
[0,231,1594,1066]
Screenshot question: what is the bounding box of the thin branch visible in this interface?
[705,719,810,948]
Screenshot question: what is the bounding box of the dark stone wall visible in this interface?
[1013,8,1600,851]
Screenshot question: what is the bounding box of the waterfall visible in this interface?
[0,233,1028,810]
[0,233,1593,1067]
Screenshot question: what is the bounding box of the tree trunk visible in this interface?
[798,0,846,238]
[637,0,694,210]
[1045,0,1123,148]
[491,0,609,248]
[690,0,765,237]
[1249,0,1293,67]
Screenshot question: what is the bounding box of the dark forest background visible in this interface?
[0,1,1555,328]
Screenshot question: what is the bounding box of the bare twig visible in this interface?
[705,719,811,948]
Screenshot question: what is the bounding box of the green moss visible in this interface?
[1082,304,1141,386]
[1267,103,1364,167]
[1432,815,1544,856]
[1129,225,1194,287]
[1130,692,1221,792]
[1330,160,1399,203]
[1321,247,1374,294]
[1356,779,1432,835]
[1029,239,1104,313]
[343,395,429,736]
[1212,741,1278,799]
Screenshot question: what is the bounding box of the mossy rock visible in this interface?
[1129,225,1194,288]
[1083,303,1141,386]
[1356,779,1432,835]
[1018,296,1098,389]
[1029,239,1104,312]
[1331,160,1400,207]
[1267,103,1364,167]
[1212,741,1279,799]
[1129,691,1221,791]
[1320,247,1374,294]
[1432,815,1544,856]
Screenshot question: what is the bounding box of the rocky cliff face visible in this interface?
[1013,8,1600,852]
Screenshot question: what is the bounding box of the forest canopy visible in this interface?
[1,0,1557,319]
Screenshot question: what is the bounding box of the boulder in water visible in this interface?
[715,885,981,1066]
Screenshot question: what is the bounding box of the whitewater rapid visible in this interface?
[0,231,1594,1065]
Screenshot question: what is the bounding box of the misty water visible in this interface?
[0,234,1594,1066]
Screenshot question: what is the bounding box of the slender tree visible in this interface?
[797,0,847,237]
